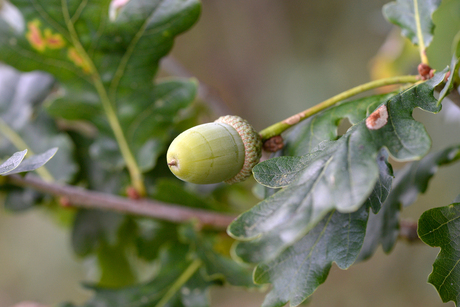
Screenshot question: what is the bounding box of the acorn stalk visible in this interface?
[167,115,262,184]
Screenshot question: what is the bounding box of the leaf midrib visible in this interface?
[108,0,165,103]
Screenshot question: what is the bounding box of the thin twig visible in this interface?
[5,175,423,238]
[6,174,236,229]
[258,75,420,141]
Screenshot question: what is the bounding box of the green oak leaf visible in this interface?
[358,144,460,261]
[254,94,394,206]
[366,150,394,215]
[240,151,391,307]
[135,219,179,261]
[67,130,130,193]
[255,205,369,307]
[72,212,143,288]
[282,93,395,157]
[97,240,137,288]
[0,150,59,212]
[233,149,392,266]
[62,244,213,307]
[180,224,255,288]
[418,196,460,306]
[51,78,198,171]
[0,0,200,172]
[228,72,446,263]
[180,271,213,307]
[71,210,125,257]
[439,55,460,102]
[383,0,441,49]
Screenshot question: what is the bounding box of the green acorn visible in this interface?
[167,115,262,184]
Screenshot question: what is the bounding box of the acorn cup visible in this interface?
[167,115,262,184]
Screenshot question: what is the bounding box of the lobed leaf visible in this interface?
[418,196,460,306]
[229,72,446,264]
[67,225,254,307]
[234,150,392,267]
[0,0,200,173]
[254,206,369,307]
[0,82,76,209]
[282,93,395,157]
[232,153,392,307]
[63,244,210,307]
[383,0,441,49]
[358,144,460,261]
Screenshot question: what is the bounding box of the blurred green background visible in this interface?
[1,0,460,306]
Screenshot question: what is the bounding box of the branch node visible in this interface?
[126,186,142,200]
[59,196,71,208]
[263,135,284,152]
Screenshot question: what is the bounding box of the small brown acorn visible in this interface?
[167,115,262,184]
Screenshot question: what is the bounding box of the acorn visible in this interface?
[167,115,262,184]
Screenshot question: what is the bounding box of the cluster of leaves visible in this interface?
[0,0,256,306]
[0,0,460,307]
[225,1,460,306]
[228,75,460,306]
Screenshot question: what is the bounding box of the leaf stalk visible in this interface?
[259,75,419,141]
[413,0,430,65]
[155,258,203,307]
[61,0,146,196]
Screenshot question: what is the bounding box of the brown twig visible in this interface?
[6,174,425,238]
[6,174,236,229]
